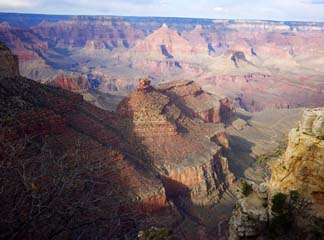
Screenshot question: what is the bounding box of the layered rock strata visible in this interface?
[118,79,235,205]
[49,72,89,91]
[157,79,235,124]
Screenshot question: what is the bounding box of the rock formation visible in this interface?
[136,77,154,92]
[2,14,324,112]
[1,42,238,239]
[229,182,269,239]
[134,24,194,57]
[0,42,19,77]
[49,72,90,91]
[157,80,235,124]
[118,79,235,205]
[0,22,52,81]
[271,108,324,216]
[229,108,324,239]
[299,108,324,138]
[32,16,144,49]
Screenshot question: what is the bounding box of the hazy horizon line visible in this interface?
[1,11,324,24]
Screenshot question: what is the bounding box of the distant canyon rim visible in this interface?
[1,13,324,112]
[1,13,324,239]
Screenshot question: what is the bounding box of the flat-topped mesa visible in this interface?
[0,42,19,78]
[158,80,235,124]
[136,78,153,93]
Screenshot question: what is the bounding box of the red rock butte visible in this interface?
[118,79,235,204]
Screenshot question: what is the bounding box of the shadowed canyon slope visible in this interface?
[1,12,324,240]
[0,42,239,239]
[1,14,324,112]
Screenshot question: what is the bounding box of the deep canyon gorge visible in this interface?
[0,12,324,240]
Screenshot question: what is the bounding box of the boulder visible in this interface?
[312,115,324,138]
[300,109,318,135]
[300,108,324,138]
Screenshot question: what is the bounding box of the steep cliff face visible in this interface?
[32,16,145,49]
[270,108,324,216]
[0,42,19,77]
[229,108,324,239]
[49,72,90,91]
[0,23,52,81]
[118,78,234,205]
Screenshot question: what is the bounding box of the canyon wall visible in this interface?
[270,108,324,216]
[1,14,324,112]
[229,108,324,239]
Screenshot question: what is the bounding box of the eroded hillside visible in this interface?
[1,14,324,112]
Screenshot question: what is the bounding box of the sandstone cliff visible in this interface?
[229,108,324,239]
[270,108,324,217]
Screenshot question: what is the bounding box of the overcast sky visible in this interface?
[0,0,324,21]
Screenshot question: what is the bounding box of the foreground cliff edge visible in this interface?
[229,109,324,239]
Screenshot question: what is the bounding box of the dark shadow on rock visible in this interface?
[161,177,191,199]
[160,44,174,59]
[224,111,253,127]
[225,134,256,178]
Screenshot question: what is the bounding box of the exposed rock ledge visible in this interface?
[271,108,324,217]
[229,108,324,239]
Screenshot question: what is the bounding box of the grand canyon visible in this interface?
[0,11,324,240]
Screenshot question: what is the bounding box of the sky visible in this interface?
[0,0,324,22]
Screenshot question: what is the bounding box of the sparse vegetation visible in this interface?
[240,179,253,197]
[269,191,301,239]
[256,141,287,166]
[289,190,300,206]
[0,136,143,239]
[138,227,176,240]
[271,192,288,215]
[269,192,290,238]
